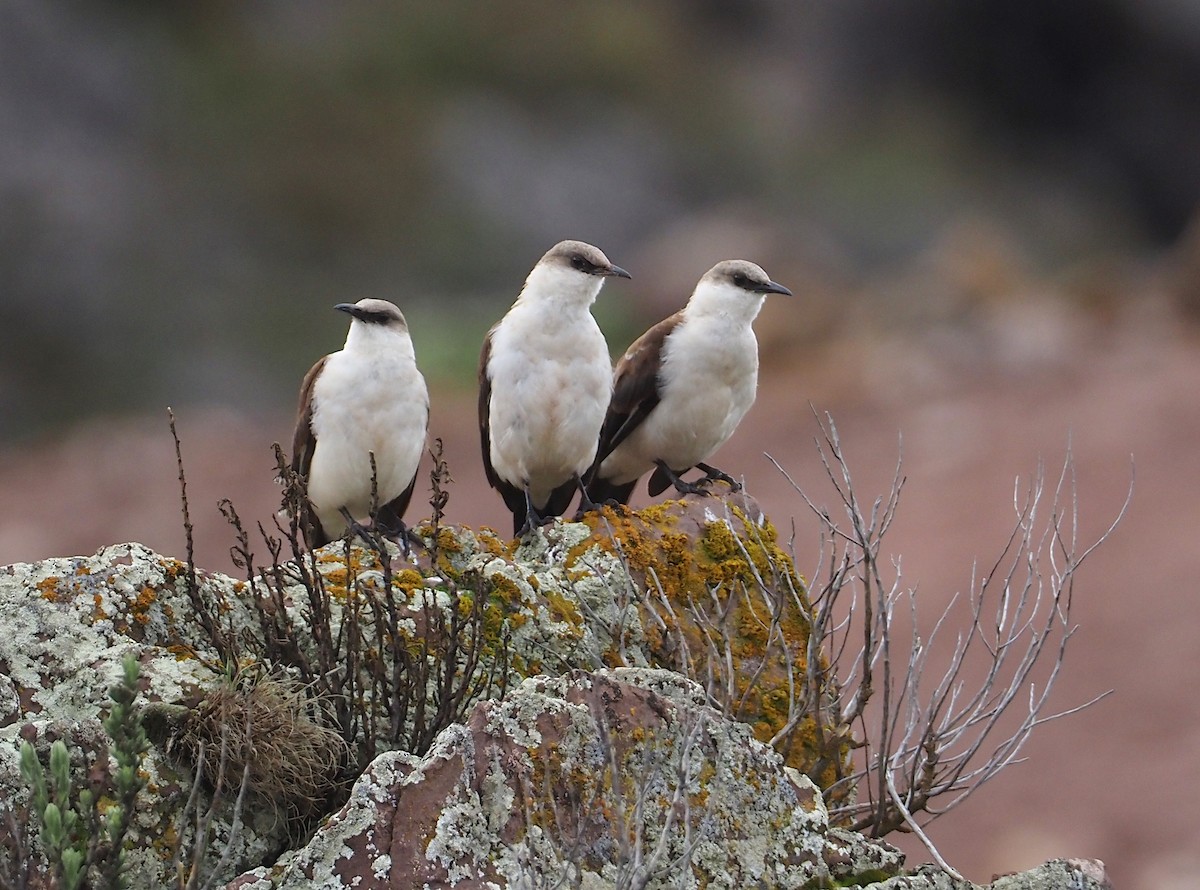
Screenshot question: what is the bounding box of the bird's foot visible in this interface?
[515,505,548,541]
[695,462,742,492]
[571,475,602,521]
[338,508,415,559]
[671,478,711,497]
[338,507,383,549]
[653,460,711,498]
[516,517,555,541]
[377,517,416,559]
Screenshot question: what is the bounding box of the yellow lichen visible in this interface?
[572,497,849,802]
[393,568,426,592]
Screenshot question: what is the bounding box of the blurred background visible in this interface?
[2,2,1198,885]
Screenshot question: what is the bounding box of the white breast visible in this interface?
[306,344,428,535]
[487,303,612,507]
[600,316,757,485]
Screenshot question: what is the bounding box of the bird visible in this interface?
[291,298,429,549]
[479,240,631,536]
[585,260,792,506]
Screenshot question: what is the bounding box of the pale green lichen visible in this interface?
[386,670,866,888]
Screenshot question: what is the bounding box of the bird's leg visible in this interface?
[375,500,422,558]
[695,461,742,492]
[338,507,383,549]
[571,473,601,521]
[375,513,415,559]
[653,460,710,497]
[516,487,544,539]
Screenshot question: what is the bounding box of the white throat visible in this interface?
[684,280,767,327]
[519,264,605,310]
[344,321,415,361]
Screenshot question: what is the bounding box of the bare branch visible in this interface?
[771,413,1126,838]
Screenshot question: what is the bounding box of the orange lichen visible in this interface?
[37,576,61,601]
[131,586,158,625]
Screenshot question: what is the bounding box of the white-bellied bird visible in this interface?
[291,299,429,548]
[586,260,791,506]
[479,240,631,536]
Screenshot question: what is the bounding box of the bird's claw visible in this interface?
[671,479,711,498]
[696,463,741,492]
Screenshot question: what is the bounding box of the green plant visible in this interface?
[19,653,149,890]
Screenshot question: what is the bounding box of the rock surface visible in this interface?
[222,668,1111,889]
[0,503,1113,889]
[227,669,899,889]
[0,542,287,887]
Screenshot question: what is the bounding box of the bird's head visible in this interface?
[335,299,414,353]
[335,298,409,330]
[522,240,631,307]
[687,260,792,323]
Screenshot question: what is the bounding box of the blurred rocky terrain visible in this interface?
[3,2,1200,887]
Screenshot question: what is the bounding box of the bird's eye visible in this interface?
[732,273,749,288]
[571,254,588,271]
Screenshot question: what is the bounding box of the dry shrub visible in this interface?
[169,667,348,820]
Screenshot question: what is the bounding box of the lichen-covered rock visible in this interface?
[571,492,852,795]
[0,543,285,886]
[0,495,842,886]
[246,493,847,794]
[227,668,901,889]
[867,859,1110,890]
[0,511,1112,890]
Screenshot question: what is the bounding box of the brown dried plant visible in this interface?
[768,411,1130,871]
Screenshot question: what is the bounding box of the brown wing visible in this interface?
[291,355,326,478]
[478,327,503,491]
[594,312,682,466]
[290,356,330,548]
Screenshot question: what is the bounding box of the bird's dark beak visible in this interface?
[334,302,364,319]
[758,280,792,296]
[604,264,632,280]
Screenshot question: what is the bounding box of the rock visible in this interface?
[990,858,1112,890]
[574,491,852,797]
[0,543,287,887]
[227,668,902,889]
[0,500,1113,889]
[867,859,1111,890]
[0,495,841,886]
[220,669,1111,890]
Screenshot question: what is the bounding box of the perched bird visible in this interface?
[291,299,429,548]
[479,240,631,536]
[586,260,792,506]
